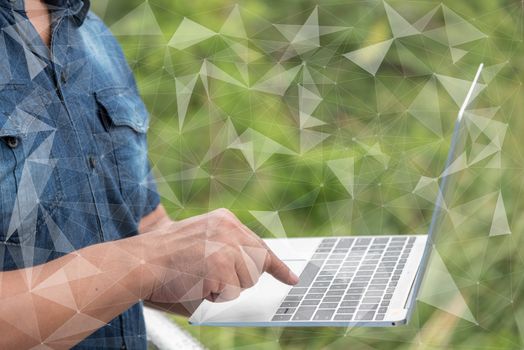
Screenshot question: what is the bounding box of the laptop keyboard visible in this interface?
[271,236,416,322]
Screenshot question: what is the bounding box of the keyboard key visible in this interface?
[341,301,359,307]
[319,271,335,276]
[359,265,375,271]
[368,285,387,291]
[333,278,351,284]
[272,314,292,321]
[375,314,385,320]
[362,297,381,304]
[319,303,338,309]
[331,253,346,258]
[317,276,334,281]
[346,256,363,261]
[281,302,299,308]
[383,257,398,261]
[359,304,378,310]
[355,311,375,320]
[284,296,302,302]
[296,261,322,287]
[302,299,320,306]
[316,248,332,253]
[334,314,353,321]
[305,293,323,300]
[293,307,316,320]
[365,291,383,297]
[354,276,371,282]
[330,284,346,290]
[276,307,295,314]
[375,273,390,278]
[356,270,373,276]
[313,309,335,321]
[350,282,367,288]
[324,296,342,302]
[289,287,308,295]
[326,290,344,296]
[312,281,330,287]
[338,307,356,314]
[356,238,372,245]
[312,254,328,260]
[337,272,353,278]
[335,238,353,249]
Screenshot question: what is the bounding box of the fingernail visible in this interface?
[289,271,299,285]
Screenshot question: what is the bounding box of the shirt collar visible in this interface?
[1,0,90,26]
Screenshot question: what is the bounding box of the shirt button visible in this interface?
[88,155,97,169]
[4,136,19,149]
[60,70,67,84]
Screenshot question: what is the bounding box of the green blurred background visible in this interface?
[92,1,523,349]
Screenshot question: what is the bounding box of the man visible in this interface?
[0,0,298,348]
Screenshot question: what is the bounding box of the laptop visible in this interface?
[189,63,484,327]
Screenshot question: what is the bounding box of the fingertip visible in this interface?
[266,252,299,285]
[288,270,299,285]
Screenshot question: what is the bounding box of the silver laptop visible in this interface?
[189,63,484,327]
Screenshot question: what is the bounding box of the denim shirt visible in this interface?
[0,0,160,348]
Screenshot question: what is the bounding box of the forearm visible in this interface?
[0,236,151,349]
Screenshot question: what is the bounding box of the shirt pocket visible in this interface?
[0,116,63,246]
[94,87,151,219]
[0,119,22,244]
[0,108,64,246]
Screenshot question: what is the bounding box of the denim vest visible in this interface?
[0,0,160,348]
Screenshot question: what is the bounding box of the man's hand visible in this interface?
[0,207,294,348]
[131,208,298,305]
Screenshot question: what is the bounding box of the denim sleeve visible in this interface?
[143,159,161,217]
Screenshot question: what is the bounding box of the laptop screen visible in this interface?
[406,63,485,310]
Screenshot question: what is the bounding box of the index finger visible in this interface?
[233,218,299,285]
[264,250,299,285]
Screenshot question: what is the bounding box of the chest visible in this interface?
[0,12,151,250]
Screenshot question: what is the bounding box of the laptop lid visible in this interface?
[404,63,485,315]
